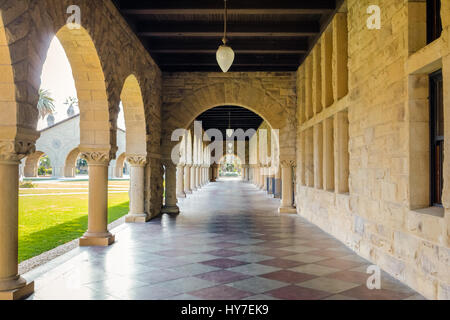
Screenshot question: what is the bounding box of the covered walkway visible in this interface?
[25,178,423,300]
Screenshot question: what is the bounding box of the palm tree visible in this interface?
[64,96,78,117]
[37,89,55,120]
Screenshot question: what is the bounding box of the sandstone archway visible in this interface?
[54,25,111,153]
[115,152,127,178]
[64,147,80,178]
[23,152,45,178]
[162,81,295,161]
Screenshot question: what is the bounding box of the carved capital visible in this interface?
[80,151,111,165]
[0,139,36,162]
[280,160,296,168]
[126,155,147,167]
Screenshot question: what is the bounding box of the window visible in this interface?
[427,0,442,44]
[430,70,443,206]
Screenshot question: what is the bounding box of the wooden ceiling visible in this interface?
[196,106,263,139]
[113,0,342,72]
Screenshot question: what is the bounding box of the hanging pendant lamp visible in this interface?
[217,0,235,72]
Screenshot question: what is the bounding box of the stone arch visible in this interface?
[64,147,80,178]
[162,82,292,161]
[115,152,127,178]
[120,75,147,156]
[24,151,46,177]
[0,12,39,148]
[53,25,111,152]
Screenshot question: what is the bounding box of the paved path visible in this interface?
[25,178,424,300]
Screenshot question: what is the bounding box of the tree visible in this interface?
[64,96,78,117]
[37,89,56,120]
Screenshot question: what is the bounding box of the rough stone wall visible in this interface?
[296,0,450,299]
[0,0,162,217]
[162,72,297,162]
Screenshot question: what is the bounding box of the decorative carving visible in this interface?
[0,140,36,162]
[280,160,296,168]
[126,155,147,166]
[80,151,111,165]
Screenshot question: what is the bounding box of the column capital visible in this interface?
[281,160,296,168]
[0,139,36,163]
[80,150,112,165]
[126,155,147,167]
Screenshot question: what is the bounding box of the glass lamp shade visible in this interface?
[216,45,235,73]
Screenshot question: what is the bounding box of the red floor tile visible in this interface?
[195,270,251,284]
[325,270,371,285]
[257,249,298,258]
[261,270,317,283]
[201,258,249,269]
[267,285,332,300]
[258,259,305,269]
[189,285,254,300]
[205,249,243,257]
[316,258,366,270]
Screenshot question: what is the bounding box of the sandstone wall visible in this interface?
[295,0,450,299]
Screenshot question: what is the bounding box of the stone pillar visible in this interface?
[278,161,297,214]
[262,166,268,192]
[212,164,218,182]
[190,165,197,191]
[64,165,76,178]
[125,155,148,223]
[195,165,200,189]
[274,165,281,198]
[176,165,186,198]
[259,167,265,190]
[162,162,180,214]
[79,151,115,246]
[0,141,35,300]
[184,165,192,194]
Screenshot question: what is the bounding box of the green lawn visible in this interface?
[18,192,129,263]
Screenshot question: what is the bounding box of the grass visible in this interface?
[18,182,130,263]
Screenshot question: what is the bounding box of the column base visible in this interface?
[125,213,149,223]
[278,206,297,214]
[0,281,34,300]
[185,190,193,194]
[79,232,115,247]
[161,205,180,214]
[177,192,187,198]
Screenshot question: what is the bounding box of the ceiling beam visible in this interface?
[119,0,336,15]
[137,23,319,38]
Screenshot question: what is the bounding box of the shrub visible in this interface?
[20,182,35,189]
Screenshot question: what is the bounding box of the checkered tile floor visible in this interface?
[25,178,424,300]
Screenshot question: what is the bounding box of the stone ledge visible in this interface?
[278,206,298,214]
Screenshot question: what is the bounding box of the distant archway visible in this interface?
[64,147,80,178]
[24,151,46,177]
[115,152,127,178]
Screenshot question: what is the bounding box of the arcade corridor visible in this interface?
[24,179,423,300]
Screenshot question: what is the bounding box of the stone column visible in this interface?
[176,164,186,198]
[184,165,192,194]
[125,155,148,223]
[259,167,265,190]
[262,166,268,192]
[162,162,180,214]
[195,165,200,189]
[0,141,35,300]
[190,165,197,191]
[274,165,282,198]
[278,161,297,214]
[79,151,115,246]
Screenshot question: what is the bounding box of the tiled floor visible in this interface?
[25,178,425,300]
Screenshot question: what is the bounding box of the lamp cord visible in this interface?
[222,0,228,45]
